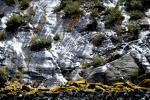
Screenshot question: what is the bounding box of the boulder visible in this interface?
[82,54,139,84]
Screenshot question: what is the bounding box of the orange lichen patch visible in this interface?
[66,12,81,32]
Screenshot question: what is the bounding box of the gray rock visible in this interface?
[84,54,139,84]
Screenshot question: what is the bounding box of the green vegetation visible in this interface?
[29,36,51,51]
[4,0,15,6]
[53,0,80,16]
[129,10,144,20]
[0,67,8,85]
[125,0,143,11]
[6,15,26,32]
[91,56,104,67]
[20,0,30,10]
[0,32,5,41]
[64,1,80,15]
[53,33,60,41]
[126,22,141,41]
[91,8,99,17]
[91,33,104,47]
[116,27,125,36]
[104,7,123,28]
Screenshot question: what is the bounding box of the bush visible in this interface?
[29,36,51,51]
[129,10,144,20]
[126,22,141,40]
[91,33,104,47]
[53,5,63,13]
[6,15,26,32]
[4,0,15,6]
[64,1,80,15]
[0,68,8,85]
[125,0,143,11]
[91,8,99,17]
[105,8,123,28]
[91,56,104,67]
[53,33,60,41]
[0,32,5,41]
[20,0,30,10]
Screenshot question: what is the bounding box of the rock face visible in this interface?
[83,54,139,84]
[0,0,150,90]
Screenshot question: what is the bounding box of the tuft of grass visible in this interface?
[129,10,144,20]
[104,7,123,29]
[64,1,80,15]
[29,36,51,51]
[20,0,30,10]
[0,67,8,85]
[91,56,104,67]
[4,0,15,6]
[6,15,26,32]
[91,33,105,47]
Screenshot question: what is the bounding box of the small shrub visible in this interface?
[53,33,60,41]
[64,1,80,15]
[91,56,104,67]
[91,8,99,17]
[29,36,51,51]
[115,27,125,36]
[20,0,30,10]
[129,10,144,20]
[53,5,63,13]
[105,8,123,28]
[125,0,143,11]
[91,33,105,47]
[0,32,5,41]
[6,15,26,32]
[4,0,15,6]
[0,67,8,85]
[126,22,141,40]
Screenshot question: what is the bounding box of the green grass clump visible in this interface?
[29,36,51,51]
[104,7,123,29]
[126,22,141,41]
[6,15,26,32]
[125,0,143,11]
[20,0,30,10]
[91,33,104,47]
[129,10,144,20]
[0,68,8,85]
[64,1,80,15]
[91,56,104,67]
[4,0,15,6]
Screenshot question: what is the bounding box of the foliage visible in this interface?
[125,0,143,11]
[91,56,104,67]
[29,36,51,51]
[20,0,30,10]
[0,67,8,85]
[125,22,141,41]
[0,32,5,41]
[64,1,80,15]
[91,33,104,47]
[4,0,15,6]
[104,7,123,28]
[6,15,26,32]
[129,10,144,20]
[91,8,99,17]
